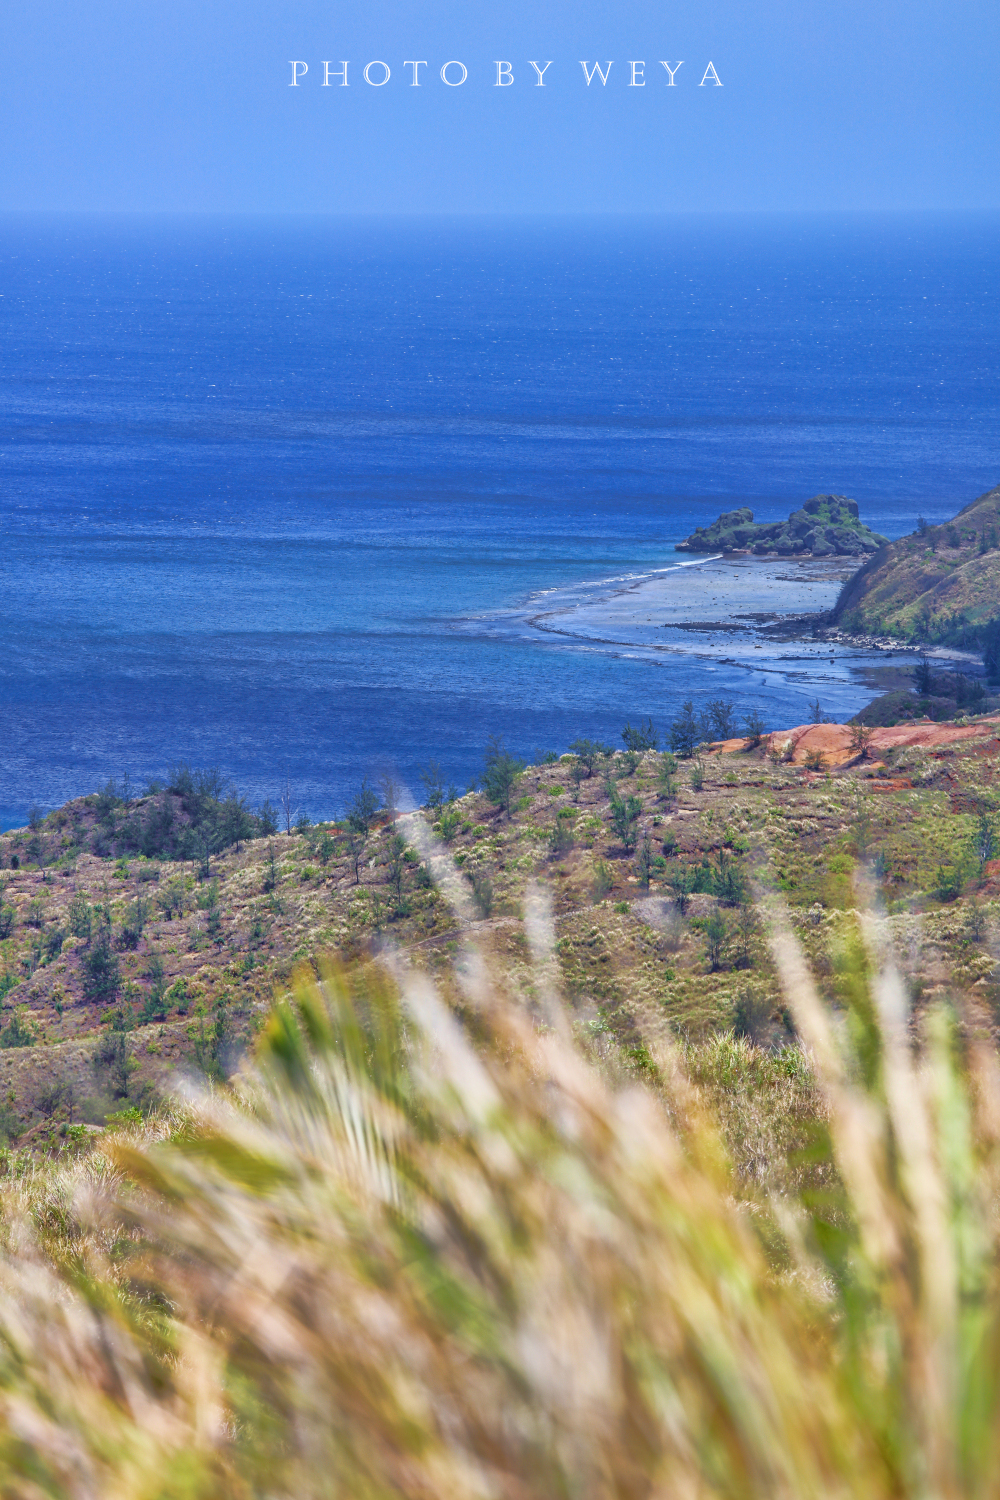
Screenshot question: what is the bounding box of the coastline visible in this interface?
[510,551,985,697]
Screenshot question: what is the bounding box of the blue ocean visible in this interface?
[2,213,998,827]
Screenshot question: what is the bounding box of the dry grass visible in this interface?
[0,871,998,1497]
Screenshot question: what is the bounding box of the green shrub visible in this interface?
[0,1010,35,1048]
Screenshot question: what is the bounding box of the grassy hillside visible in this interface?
[1,727,1000,1494]
[2,718,999,1151]
[832,481,1000,646]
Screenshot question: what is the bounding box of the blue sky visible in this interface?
[1,0,998,212]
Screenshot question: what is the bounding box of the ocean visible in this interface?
[1,212,998,827]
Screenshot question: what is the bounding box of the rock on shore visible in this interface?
[676,495,888,558]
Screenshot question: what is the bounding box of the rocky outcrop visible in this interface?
[676,495,888,557]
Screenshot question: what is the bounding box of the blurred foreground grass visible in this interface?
[1,900,1000,1499]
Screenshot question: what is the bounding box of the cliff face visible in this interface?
[831,483,1000,647]
[676,495,887,557]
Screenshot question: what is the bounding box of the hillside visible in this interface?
[831,481,1000,647]
[675,494,887,556]
[2,714,999,1151]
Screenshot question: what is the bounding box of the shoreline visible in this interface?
[518,551,984,679]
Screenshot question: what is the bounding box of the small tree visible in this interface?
[280,778,295,836]
[378,772,403,822]
[592,859,613,902]
[141,954,168,1023]
[974,810,996,872]
[733,987,770,1044]
[713,850,747,907]
[94,1015,134,1098]
[743,709,767,749]
[258,799,279,836]
[849,721,874,760]
[621,718,659,753]
[808,699,824,724]
[984,621,1000,685]
[385,835,407,911]
[704,701,736,741]
[550,818,574,858]
[568,739,612,778]
[438,806,461,842]
[0,1010,35,1049]
[704,908,727,972]
[913,657,933,697]
[670,866,696,915]
[82,938,120,1005]
[483,737,524,819]
[68,893,93,942]
[471,871,494,918]
[658,752,678,800]
[669,701,702,758]
[637,831,654,888]
[419,762,446,810]
[347,833,366,886]
[735,904,759,969]
[347,779,380,837]
[609,793,643,852]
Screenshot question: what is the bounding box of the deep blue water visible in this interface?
[2,212,998,827]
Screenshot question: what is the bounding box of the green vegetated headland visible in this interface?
[676,492,888,556]
[831,480,1000,650]
[2,712,1000,1495]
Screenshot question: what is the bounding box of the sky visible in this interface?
[1,0,998,214]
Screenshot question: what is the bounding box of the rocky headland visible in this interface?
[676,494,888,558]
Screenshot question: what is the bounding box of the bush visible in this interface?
[568,739,612,778]
[733,987,771,1045]
[592,859,613,901]
[471,871,494,918]
[82,940,120,1005]
[713,850,748,906]
[438,806,462,842]
[0,1010,35,1048]
[549,820,574,857]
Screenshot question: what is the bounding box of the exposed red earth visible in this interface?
[710,717,1000,768]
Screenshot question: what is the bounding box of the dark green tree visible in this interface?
[82,938,120,1005]
[483,737,524,819]
[609,792,643,852]
[419,762,446,810]
[347,779,380,837]
[704,908,727,972]
[913,657,933,696]
[669,701,702,757]
[621,718,659,752]
[568,738,612,778]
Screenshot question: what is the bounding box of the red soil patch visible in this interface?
[710,717,1000,768]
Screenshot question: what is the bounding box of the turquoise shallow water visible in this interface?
[1,212,998,826]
